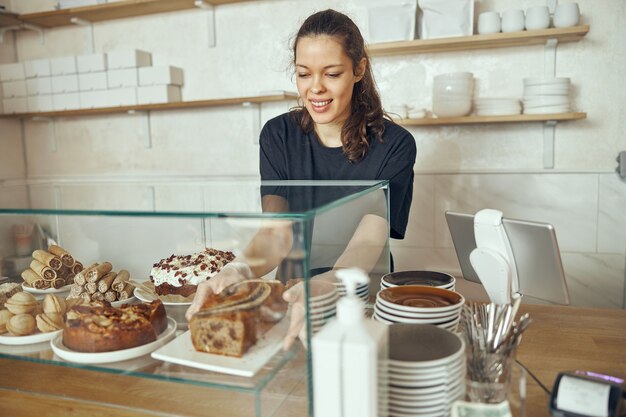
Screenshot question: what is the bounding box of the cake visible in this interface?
[189,280,287,358]
[149,248,236,297]
[63,300,167,352]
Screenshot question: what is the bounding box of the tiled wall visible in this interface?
[1,0,625,307]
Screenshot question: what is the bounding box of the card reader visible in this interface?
[550,371,624,417]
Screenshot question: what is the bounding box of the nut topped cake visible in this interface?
[150,248,235,297]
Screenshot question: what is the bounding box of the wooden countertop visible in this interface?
[0,303,624,417]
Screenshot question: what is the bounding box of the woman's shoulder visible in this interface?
[262,110,303,137]
[380,119,416,153]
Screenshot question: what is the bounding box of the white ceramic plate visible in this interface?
[110,295,137,307]
[0,329,62,346]
[151,316,289,377]
[50,317,176,364]
[21,282,72,295]
[134,287,192,306]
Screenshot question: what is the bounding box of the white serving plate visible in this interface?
[50,317,176,364]
[523,106,571,114]
[110,295,137,307]
[0,329,62,345]
[22,282,72,295]
[151,316,289,377]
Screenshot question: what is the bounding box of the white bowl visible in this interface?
[523,96,570,107]
[523,77,570,86]
[433,98,472,117]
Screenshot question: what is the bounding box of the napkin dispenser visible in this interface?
[550,372,624,417]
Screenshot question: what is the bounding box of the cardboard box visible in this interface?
[137,85,181,104]
[52,93,81,111]
[27,95,54,112]
[0,63,26,82]
[51,75,80,93]
[50,56,78,76]
[78,72,107,91]
[77,53,107,73]
[2,80,27,98]
[107,49,152,70]
[24,59,52,78]
[105,88,137,107]
[26,77,53,95]
[2,98,28,114]
[138,66,184,86]
[79,91,108,109]
[107,68,139,88]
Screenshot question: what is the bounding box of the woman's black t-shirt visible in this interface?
[259,111,417,239]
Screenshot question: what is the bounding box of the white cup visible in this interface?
[478,11,501,34]
[553,3,580,28]
[501,9,525,33]
[525,6,551,30]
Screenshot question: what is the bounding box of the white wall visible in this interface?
[3,0,625,308]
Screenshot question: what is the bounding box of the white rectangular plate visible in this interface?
[151,317,288,377]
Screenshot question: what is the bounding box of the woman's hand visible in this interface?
[185,265,249,321]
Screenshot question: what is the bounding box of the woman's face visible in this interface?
[295,35,365,129]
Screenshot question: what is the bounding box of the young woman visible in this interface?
[187,9,416,346]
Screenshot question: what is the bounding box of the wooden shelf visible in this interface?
[368,26,589,57]
[0,92,297,118]
[398,112,587,126]
[0,11,21,27]
[15,0,255,28]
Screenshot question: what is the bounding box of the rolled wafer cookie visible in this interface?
[30,259,57,281]
[86,262,112,283]
[74,263,98,286]
[51,278,66,289]
[111,270,130,292]
[68,283,84,299]
[91,292,104,301]
[21,268,45,289]
[47,245,75,268]
[79,292,91,303]
[85,282,98,294]
[98,271,117,293]
[72,262,84,275]
[32,250,62,271]
[117,282,135,300]
[104,291,117,302]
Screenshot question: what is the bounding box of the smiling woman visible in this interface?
[187,9,417,348]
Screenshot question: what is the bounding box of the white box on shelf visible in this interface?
[24,59,52,78]
[105,88,137,107]
[57,0,106,8]
[51,75,80,93]
[106,49,152,70]
[0,63,26,82]
[53,93,81,111]
[77,53,107,73]
[107,68,139,88]
[78,72,107,91]
[50,56,78,75]
[27,95,54,112]
[138,66,184,86]
[137,85,181,104]
[79,90,108,109]
[2,80,27,98]
[26,77,53,95]
[2,98,28,114]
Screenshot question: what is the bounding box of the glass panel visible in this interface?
[0,179,390,417]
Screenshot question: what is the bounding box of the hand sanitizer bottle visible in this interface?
[312,268,389,417]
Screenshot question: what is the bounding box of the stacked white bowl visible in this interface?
[388,324,466,417]
[523,77,572,114]
[432,72,474,118]
[307,280,339,334]
[473,97,521,116]
[380,270,456,292]
[374,286,465,331]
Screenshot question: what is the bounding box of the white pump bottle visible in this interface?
[312,267,389,417]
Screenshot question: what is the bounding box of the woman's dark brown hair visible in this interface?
[292,9,387,163]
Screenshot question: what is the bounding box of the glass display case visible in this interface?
[0,179,390,417]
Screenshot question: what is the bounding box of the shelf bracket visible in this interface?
[544,38,558,78]
[194,0,216,47]
[128,110,152,149]
[70,17,95,54]
[242,102,261,144]
[543,120,557,169]
[31,116,58,153]
[0,23,45,44]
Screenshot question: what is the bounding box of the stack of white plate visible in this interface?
[334,280,369,302]
[432,72,474,118]
[374,286,464,332]
[523,77,572,114]
[380,270,456,292]
[307,280,339,334]
[388,324,466,417]
[473,97,521,116]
